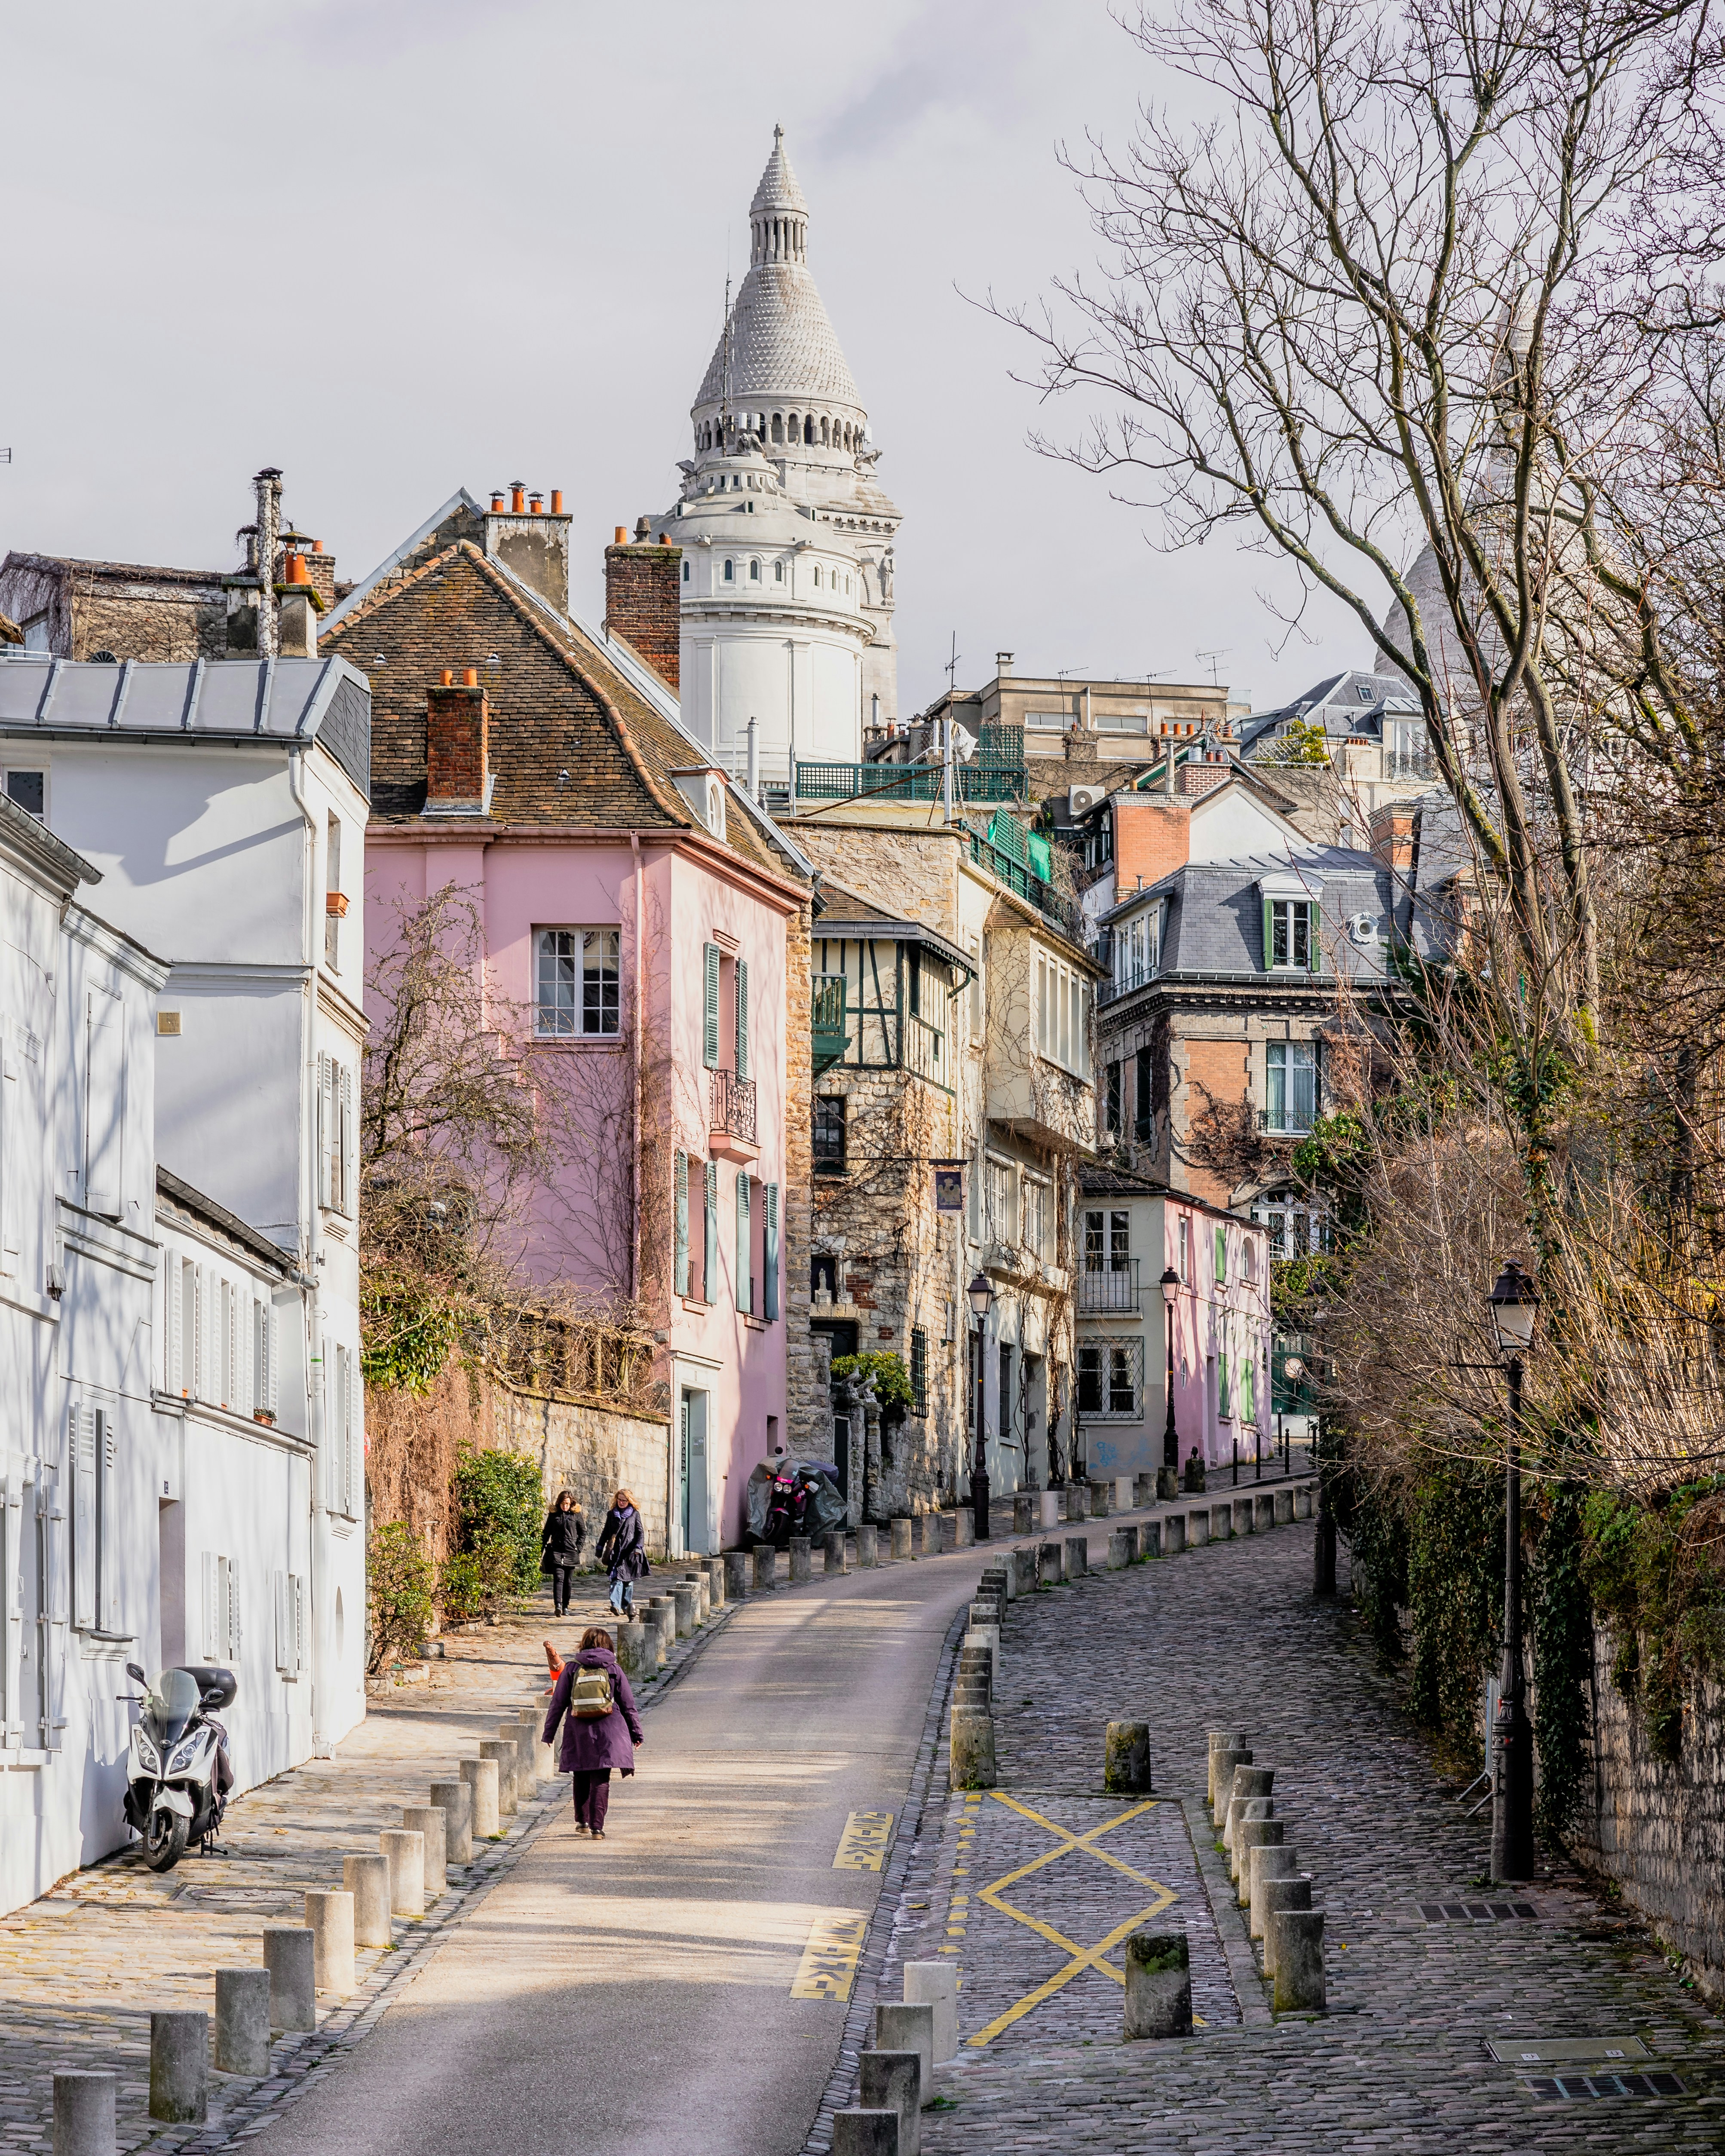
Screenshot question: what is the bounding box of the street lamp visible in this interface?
[968,1271,995,1542]
[1158,1266,1180,1502]
[1486,1259,1539,1882]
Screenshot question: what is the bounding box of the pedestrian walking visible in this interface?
[541,1490,586,1617]
[596,1488,650,1618]
[541,1625,644,1839]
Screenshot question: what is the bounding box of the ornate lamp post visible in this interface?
[968,1271,995,1541]
[1486,1259,1539,1883]
[1158,1266,1180,1501]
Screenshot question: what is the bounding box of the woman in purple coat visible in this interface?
[540,1626,644,1838]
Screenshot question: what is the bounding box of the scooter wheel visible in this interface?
[143,1809,189,1873]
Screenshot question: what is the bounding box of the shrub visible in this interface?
[830,1351,913,1423]
[451,1448,543,1596]
[367,1521,436,1675]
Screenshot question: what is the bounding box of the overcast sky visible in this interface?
[0,1,1366,714]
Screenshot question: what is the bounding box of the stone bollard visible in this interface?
[380,1828,426,1917]
[1272,1909,1326,2010]
[1035,1537,1062,1585]
[789,1537,813,1584]
[964,1624,1002,1681]
[1132,1473,1154,1507]
[1088,1479,1112,1519]
[1206,1730,1246,1805]
[430,1776,473,1865]
[832,2112,899,2156]
[1226,1793,1274,1865]
[52,2069,116,2156]
[1123,1932,1192,2039]
[953,1509,975,1549]
[1235,1818,1284,1905]
[1139,1518,1162,1559]
[1113,1476,1135,1513]
[753,1546,778,1591]
[1012,1492,1035,1535]
[890,1518,913,1562]
[823,1531,846,1572]
[460,1755,501,1839]
[1063,1535,1088,1582]
[304,1889,355,1995]
[1038,1489,1060,1530]
[860,2055,920,2156]
[261,1926,315,2032]
[983,1560,1013,1602]
[1210,1502,1233,1541]
[402,1807,448,1899]
[1104,1720,1152,1794]
[479,1738,518,1816]
[1106,1528,1130,1569]
[1261,1877,1313,1977]
[876,2002,935,2100]
[1010,1546,1036,1596]
[1209,1750,1251,1830]
[1249,1844,1302,1940]
[1187,1507,1209,1549]
[724,1550,750,1601]
[950,1710,996,1789]
[1295,1483,1314,1521]
[149,2009,207,2123]
[1164,1513,1187,1557]
[344,1853,393,1945]
[958,1649,993,1705]
[704,1554,726,1608]
[671,1583,698,1637]
[687,1569,712,1622]
[1274,1488,1294,1526]
[903,1962,958,2063]
[858,1525,879,1568]
[506,1712,536,1792]
[615,1621,653,1685]
[1233,1498,1254,1537]
[214,1966,272,2076]
[1066,1483,1090,1522]
[1254,1493,1276,1533]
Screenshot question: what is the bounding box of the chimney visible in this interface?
[510,481,526,514]
[1369,801,1416,873]
[996,651,1014,676]
[481,484,573,612]
[254,467,282,659]
[425,673,490,811]
[1114,798,1191,889]
[604,526,682,692]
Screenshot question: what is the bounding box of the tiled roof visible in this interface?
[1079,1164,1167,1197]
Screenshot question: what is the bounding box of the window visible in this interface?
[1077,1338,1144,1419]
[536,928,621,1037]
[316,1054,355,1215]
[69,1403,120,1634]
[910,1328,928,1414]
[1218,1351,1232,1420]
[775,560,784,583]
[813,1096,846,1175]
[735,1173,752,1314]
[21,612,49,651]
[703,1161,719,1303]
[674,1151,690,1295]
[202,1553,240,1661]
[750,559,761,581]
[703,943,721,1069]
[1356,683,1376,702]
[968,937,983,1041]
[723,559,735,582]
[1105,1061,1121,1136]
[1034,951,1091,1078]
[1135,1050,1153,1143]
[763,1182,780,1320]
[274,1571,305,1678]
[1178,1217,1190,1282]
[1023,1175,1050,1259]
[999,1344,1014,1439]
[1240,1358,1257,1424]
[325,1339,360,1517]
[985,1157,1015,1242]
[1265,1041,1320,1133]
[813,565,823,587]
[1265,897,1318,971]
[1095,708,1149,733]
[1024,710,1072,732]
[253,1296,278,1417]
[1084,1210,1131,1271]
[324,813,342,971]
[682,559,690,582]
[3,769,45,818]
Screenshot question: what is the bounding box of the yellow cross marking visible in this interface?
[964,1794,1181,2048]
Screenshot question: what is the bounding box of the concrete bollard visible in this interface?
[380,1828,426,1917]
[1066,1484,1090,1522]
[1164,1513,1187,1556]
[506,1712,536,1792]
[1133,1472,1156,1507]
[1113,1476,1134,1513]
[789,1537,813,1584]
[860,2054,920,2156]
[1063,1535,1088,1582]
[858,1525,879,1568]
[149,2009,207,2123]
[876,2002,935,2099]
[1295,1483,1314,1521]
[1233,1498,1254,1537]
[1226,1793,1273,1864]
[724,1550,750,1600]
[1036,1538,1062,1585]
[344,1853,393,1946]
[890,1518,913,1562]
[983,1560,1013,1602]
[1010,1546,1036,1596]
[752,1546,778,1591]
[1038,1489,1060,1530]
[1210,1502,1233,1541]
[1274,1488,1294,1526]
[931,1515,953,1557]
[671,1583,698,1636]
[304,1889,355,1994]
[1104,1720,1152,1794]
[261,1926,315,2032]
[460,1755,501,1839]
[1261,1877,1313,1976]
[953,1508,975,1549]
[429,1777,473,1865]
[1206,1730,1247,1804]
[1185,1507,1207,1549]
[687,1569,712,1622]
[1229,1762,1275,1814]
[402,1807,448,1899]
[964,1625,1002,1681]
[478,1738,518,1816]
[1249,1844,1302,1939]
[1123,1931,1192,2038]
[1209,1749,1251,1830]
[1106,1529,1129,1569]
[1272,1908,1326,2010]
[958,1651,993,1705]
[1012,1492,1035,1535]
[704,1554,726,1607]
[615,1621,653,1685]
[832,2112,899,2156]
[1235,1817,1284,1904]
[52,2069,116,2156]
[1088,1480,1112,1519]
[1254,1493,1276,1533]
[214,1966,273,2076]
[903,1962,958,2063]
[950,1710,996,1789]
[823,1530,846,1572]
[1139,1518,1162,1559]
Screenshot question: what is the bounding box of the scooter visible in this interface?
[119,1662,238,1872]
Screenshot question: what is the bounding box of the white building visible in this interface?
[0,650,370,1912]
[652,128,902,788]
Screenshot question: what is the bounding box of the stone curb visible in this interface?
[1180,1796,1273,2030]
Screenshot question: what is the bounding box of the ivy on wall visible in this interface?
[1581,1479,1725,1764]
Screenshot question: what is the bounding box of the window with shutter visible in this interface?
[253,1300,268,1413]
[703,944,720,1069]
[735,1174,751,1313]
[674,1152,689,1296]
[96,1412,120,1635]
[167,1257,183,1394]
[84,989,126,1217]
[202,1551,221,1660]
[339,1064,356,1217]
[735,959,749,1082]
[1215,1224,1227,1282]
[0,1462,25,1744]
[70,1406,96,1631]
[38,1467,67,1749]
[763,1182,779,1320]
[275,1571,292,1673]
[316,1054,333,1209]
[346,1346,362,1517]
[703,1162,718,1303]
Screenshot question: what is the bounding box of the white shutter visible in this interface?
[316,1053,332,1210]
[167,1258,183,1395]
[96,1412,120,1636]
[71,1407,96,1631]
[224,1559,240,1664]
[293,1573,306,1675]
[274,1571,289,1672]
[84,989,126,1218]
[0,1026,19,1272]
[339,1064,355,1218]
[193,1268,206,1402]
[0,1462,25,1743]
[267,1307,280,1415]
[347,1345,362,1517]
[38,1465,67,1748]
[202,1551,220,1660]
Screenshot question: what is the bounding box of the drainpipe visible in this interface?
[287,745,329,1754]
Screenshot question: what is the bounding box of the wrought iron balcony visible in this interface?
[709,1067,758,1157]
[1259,1104,1316,1136]
[811,975,849,1074]
[1078,1266,1141,1314]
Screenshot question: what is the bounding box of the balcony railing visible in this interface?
[1099,962,1158,1006]
[966,829,1085,943]
[812,975,849,1074]
[795,761,1026,805]
[1078,1266,1140,1313]
[1259,1102,1317,1136]
[709,1067,757,1145]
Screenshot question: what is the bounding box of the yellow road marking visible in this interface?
[833,1810,895,1872]
[790,1910,870,2000]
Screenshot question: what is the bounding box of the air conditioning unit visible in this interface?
[1069,784,1106,819]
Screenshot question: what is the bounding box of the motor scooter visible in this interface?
[119,1662,237,1872]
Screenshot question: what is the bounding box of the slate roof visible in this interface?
[1238,668,1420,757]
[811,879,975,976]
[1077,1161,1257,1226]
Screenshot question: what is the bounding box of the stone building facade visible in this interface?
[0,554,229,662]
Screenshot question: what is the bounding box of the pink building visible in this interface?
[325,493,811,1553]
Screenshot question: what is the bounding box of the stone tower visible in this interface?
[653,128,901,789]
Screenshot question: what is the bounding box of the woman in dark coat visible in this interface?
[595,1487,650,1618]
[541,1491,586,1616]
[541,1625,644,1838]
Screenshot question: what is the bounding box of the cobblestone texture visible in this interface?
[878,1517,1725,2151]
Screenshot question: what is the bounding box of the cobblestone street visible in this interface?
[883,1513,1725,2153]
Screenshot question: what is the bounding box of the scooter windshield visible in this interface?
[142,1669,200,1747]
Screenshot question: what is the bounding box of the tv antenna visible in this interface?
[1195,647,1231,686]
[942,631,961,826]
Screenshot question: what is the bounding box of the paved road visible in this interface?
[252,1556,980,2156]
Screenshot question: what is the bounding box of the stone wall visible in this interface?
[783,896,824,1455]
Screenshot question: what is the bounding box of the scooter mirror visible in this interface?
[125,1662,147,1685]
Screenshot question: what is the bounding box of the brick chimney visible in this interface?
[1113,798,1191,890]
[1369,800,1416,873]
[1176,760,1231,800]
[604,527,682,692]
[426,669,490,811]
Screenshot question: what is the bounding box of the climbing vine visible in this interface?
[1529,1482,1593,1835]
[1404,1460,1503,1755]
[1581,1479,1725,1764]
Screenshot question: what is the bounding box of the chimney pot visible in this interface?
[441,668,453,687]
[634,516,651,542]
[313,539,324,554]
[658,533,671,545]
[615,526,628,545]
[491,492,506,512]
[550,490,564,515]
[529,493,544,515]
[463,667,478,689]
[510,483,526,514]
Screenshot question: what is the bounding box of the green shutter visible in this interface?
[1218,1351,1229,1417]
[1215,1223,1226,1282]
[674,1151,689,1296]
[704,1161,718,1302]
[735,1173,751,1313]
[735,958,750,1081]
[763,1182,779,1320]
[703,943,721,1069]
[1262,896,1275,971]
[1308,897,1323,973]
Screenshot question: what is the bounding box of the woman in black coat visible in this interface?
[541,1491,586,1616]
[595,1488,650,1618]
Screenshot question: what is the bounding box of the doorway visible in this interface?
[680,1388,710,1556]
[813,1319,859,1501]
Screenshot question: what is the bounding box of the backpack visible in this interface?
[570,1663,615,1721]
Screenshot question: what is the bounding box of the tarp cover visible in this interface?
[744,1460,846,1541]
